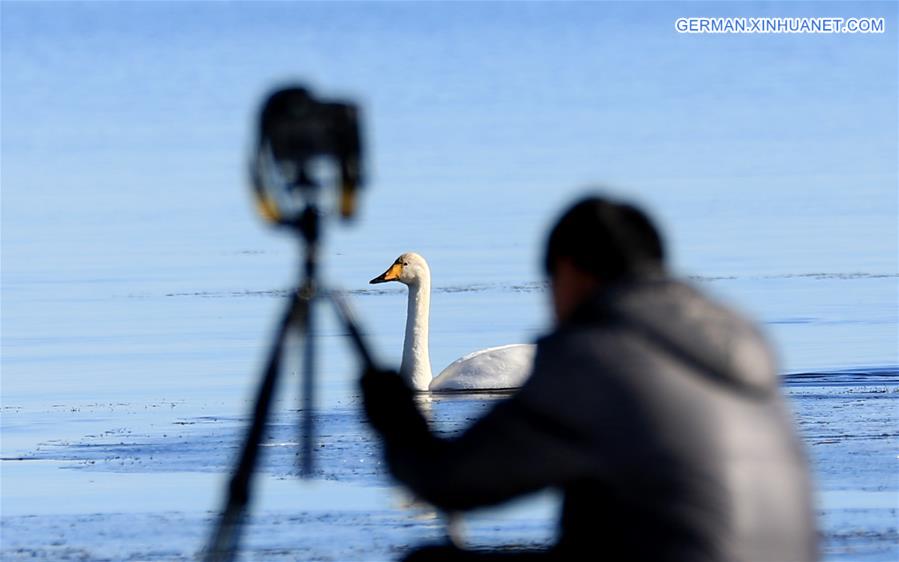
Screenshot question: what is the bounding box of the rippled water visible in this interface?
[3,278,897,560]
[2,365,898,560]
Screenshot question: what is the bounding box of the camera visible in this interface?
[251,86,364,224]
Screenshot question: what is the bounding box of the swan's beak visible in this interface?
[370,262,402,284]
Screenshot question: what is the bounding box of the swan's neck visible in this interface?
[401,278,433,391]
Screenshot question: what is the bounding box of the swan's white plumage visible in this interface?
[370,252,535,392]
[430,343,536,391]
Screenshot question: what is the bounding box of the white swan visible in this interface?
[369,252,535,392]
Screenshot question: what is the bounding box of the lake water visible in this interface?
[2,2,897,560]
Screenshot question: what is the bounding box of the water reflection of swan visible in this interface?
[370,252,535,392]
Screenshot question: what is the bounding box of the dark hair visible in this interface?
[544,196,665,281]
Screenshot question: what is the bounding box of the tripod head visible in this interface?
[251,85,364,229]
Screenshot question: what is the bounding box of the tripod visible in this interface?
[202,202,377,562]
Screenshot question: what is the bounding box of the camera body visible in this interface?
[252,86,364,224]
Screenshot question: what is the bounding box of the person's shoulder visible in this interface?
[530,321,627,382]
[516,322,635,428]
[620,277,779,394]
[534,321,610,354]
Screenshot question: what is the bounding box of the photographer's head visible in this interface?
[545,195,666,323]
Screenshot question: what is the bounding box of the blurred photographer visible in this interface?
[362,195,817,562]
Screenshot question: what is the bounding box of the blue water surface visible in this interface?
[2,2,897,560]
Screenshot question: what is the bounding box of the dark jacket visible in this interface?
[369,278,818,561]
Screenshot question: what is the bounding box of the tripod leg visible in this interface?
[202,291,301,562]
[299,282,316,477]
[297,289,379,478]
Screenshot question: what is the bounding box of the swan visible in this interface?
[369,252,536,392]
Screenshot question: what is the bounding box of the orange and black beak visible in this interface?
[370,262,403,284]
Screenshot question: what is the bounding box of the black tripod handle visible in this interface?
[330,290,378,372]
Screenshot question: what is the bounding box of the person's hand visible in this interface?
[360,367,417,437]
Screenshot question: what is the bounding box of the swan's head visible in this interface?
[370,252,430,286]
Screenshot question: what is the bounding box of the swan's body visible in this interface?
[371,252,535,392]
[429,344,535,391]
